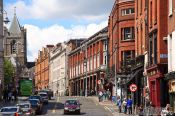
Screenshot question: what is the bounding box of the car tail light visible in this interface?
[14,112,19,116]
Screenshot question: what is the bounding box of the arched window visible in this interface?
[11,40,16,54]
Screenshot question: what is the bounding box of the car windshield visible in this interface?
[65,100,78,105]
[39,94,47,97]
[29,96,40,100]
[1,108,18,112]
[29,100,38,105]
[18,104,30,108]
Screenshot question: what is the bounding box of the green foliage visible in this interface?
[4,59,14,85]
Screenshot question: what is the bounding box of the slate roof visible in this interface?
[9,13,21,37]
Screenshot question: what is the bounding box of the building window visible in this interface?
[121,8,135,16]
[11,40,16,54]
[140,0,142,15]
[122,50,135,61]
[169,0,173,16]
[150,1,153,27]
[155,0,157,23]
[121,27,135,40]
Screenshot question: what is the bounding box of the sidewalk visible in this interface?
[87,96,136,116]
[0,101,17,108]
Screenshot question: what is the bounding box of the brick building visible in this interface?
[68,27,108,96]
[146,0,168,107]
[135,0,149,106]
[35,45,53,90]
[108,0,137,100]
[165,0,175,111]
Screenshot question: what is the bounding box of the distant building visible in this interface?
[35,45,54,90]
[49,43,67,96]
[68,27,108,96]
[49,39,85,96]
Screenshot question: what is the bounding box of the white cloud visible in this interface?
[5,0,114,21]
[26,21,108,61]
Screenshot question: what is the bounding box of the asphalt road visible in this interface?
[39,96,112,116]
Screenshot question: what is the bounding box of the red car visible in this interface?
[64,99,81,114]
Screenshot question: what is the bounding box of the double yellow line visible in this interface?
[52,97,60,113]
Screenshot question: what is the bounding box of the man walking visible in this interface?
[127,97,132,114]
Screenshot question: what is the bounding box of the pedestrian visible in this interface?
[127,97,132,114]
[106,89,111,100]
[103,90,107,100]
[117,97,122,113]
[139,105,144,116]
[8,91,12,101]
[98,90,103,102]
[122,98,127,114]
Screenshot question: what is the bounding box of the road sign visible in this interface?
[129,84,137,92]
[97,80,101,85]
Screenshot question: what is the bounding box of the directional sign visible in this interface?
[129,84,137,92]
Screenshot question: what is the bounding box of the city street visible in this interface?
[40,96,112,116]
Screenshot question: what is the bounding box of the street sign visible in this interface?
[97,80,101,85]
[129,84,137,92]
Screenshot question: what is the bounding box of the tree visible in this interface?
[4,59,14,85]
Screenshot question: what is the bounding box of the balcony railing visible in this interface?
[120,55,144,74]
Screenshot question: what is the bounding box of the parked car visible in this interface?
[29,95,43,103]
[29,99,42,115]
[17,102,35,116]
[64,99,81,114]
[0,106,25,116]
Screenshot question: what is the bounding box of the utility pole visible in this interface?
[0,0,4,100]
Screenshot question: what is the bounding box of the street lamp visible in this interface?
[81,44,88,97]
[0,0,10,99]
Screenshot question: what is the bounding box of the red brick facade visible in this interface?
[68,27,108,96]
[109,0,135,74]
[146,0,168,107]
[35,45,53,90]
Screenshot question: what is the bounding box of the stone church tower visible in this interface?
[3,12,27,90]
[3,12,27,67]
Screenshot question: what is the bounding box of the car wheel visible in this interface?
[64,110,67,115]
[77,110,80,114]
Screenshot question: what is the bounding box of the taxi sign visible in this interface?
[129,84,137,92]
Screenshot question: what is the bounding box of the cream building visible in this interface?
[49,43,67,96]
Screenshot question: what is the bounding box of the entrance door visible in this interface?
[151,81,156,106]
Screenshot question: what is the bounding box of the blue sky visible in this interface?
[4,0,114,61]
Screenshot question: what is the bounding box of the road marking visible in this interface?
[104,106,108,110]
[52,96,59,113]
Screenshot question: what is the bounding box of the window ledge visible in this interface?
[121,39,135,42]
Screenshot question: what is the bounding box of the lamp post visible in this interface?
[81,44,88,97]
[0,0,9,100]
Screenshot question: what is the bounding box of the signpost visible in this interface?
[129,84,137,115]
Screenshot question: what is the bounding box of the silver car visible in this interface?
[17,102,35,116]
[0,106,25,116]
